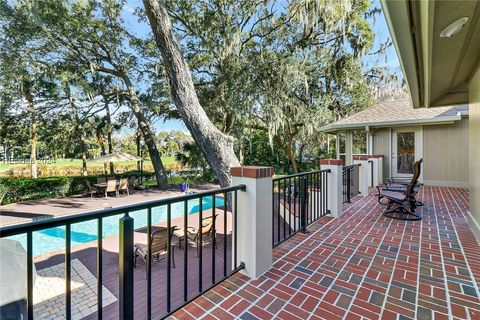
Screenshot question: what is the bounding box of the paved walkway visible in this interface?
[170,186,480,320]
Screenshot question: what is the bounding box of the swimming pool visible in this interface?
[9,195,225,257]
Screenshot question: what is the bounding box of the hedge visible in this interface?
[0,171,155,205]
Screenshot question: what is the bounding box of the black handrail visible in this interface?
[0,184,246,320]
[272,169,330,247]
[0,185,245,237]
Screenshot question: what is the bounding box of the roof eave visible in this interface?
[381,0,424,108]
[318,114,464,133]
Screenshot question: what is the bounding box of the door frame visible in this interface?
[391,126,423,182]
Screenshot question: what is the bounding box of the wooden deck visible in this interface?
[32,207,234,320]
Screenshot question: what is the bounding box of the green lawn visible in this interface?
[0,157,177,175]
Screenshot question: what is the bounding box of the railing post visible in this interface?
[353,156,369,196]
[368,155,384,186]
[230,166,273,279]
[299,176,308,233]
[119,213,134,320]
[320,160,343,218]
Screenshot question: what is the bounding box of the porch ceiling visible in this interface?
[381,0,480,108]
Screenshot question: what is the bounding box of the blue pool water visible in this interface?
[10,196,224,257]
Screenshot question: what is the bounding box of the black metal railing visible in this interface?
[0,184,246,320]
[342,164,360,203]
[271,170,330,247]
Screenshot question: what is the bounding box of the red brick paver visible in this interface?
[171,186,480,320]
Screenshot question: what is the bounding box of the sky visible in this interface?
[119,0,402,135]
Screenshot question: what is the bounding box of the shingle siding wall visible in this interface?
[423,118,469,187]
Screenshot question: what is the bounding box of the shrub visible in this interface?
[0,170,156,205]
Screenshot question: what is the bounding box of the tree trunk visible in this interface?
[103,96,114,174]
[122,77,168,189]
[24,87,37,179]
[274,135,298,173]
[142,0,241,187]
[65,86,88,176]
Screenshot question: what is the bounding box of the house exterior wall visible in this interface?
[423,118,469,187]
[469,68,480,240]
[372,128,391,181]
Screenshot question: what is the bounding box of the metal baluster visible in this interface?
[27,231,33,320]
[272,182,275,246]
[317,172,320,219]
[234,190,238,269]
[183,200,188,302]
[288,178,291,236]
[293,176,297,232]
[212,195,216,284]
[277,181,280,243]
[326,172,329,214]
[347,168,352,202]
[300,177,307,233]
[66,224,71,320]
[283,179,287,239]
[146,207,152,318]
[167,204,171,312]
[314,173,317,221]
[119,213,134,320]
[198,197,203,292]
[223,192,227,277]
[288,178,292,234]
[97,218,103,320]
[308,174,312,224]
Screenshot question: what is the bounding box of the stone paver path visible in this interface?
[34,259,116,320]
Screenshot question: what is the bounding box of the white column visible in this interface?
[353,156,369,196]
[230,166,273,279]
[345,131,353,165]
[320,160,343,218]
[368,155,384,186]
[377,156,383,184]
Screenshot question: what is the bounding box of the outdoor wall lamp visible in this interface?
[440,17,468,38]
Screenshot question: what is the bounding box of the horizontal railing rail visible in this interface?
[272,169,330,247]
[0,184,246,320]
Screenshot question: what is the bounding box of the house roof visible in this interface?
[319,100,469,133]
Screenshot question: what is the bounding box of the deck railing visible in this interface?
[0,184,246,320]
[342,164,360,203]
[271,170,330,247]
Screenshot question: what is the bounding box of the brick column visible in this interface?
[353,155,369,196]
[368,155,384,186]
[320,160,343,218]
[230,166,273,279]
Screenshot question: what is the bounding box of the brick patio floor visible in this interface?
[170,186,480,320]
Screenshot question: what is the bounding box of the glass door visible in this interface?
[392,128,421,178]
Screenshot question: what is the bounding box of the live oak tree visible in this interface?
[154,0,376,172]
[0,2,56,178]
[142,0,241,187]
[24,0,170,187]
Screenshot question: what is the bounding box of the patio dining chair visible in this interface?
[134,226,176,271]
[84,179,100,198]
[104,179,118,198]
[96,176,107,184]
[118,178,129,196]
[175,214,218,257]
